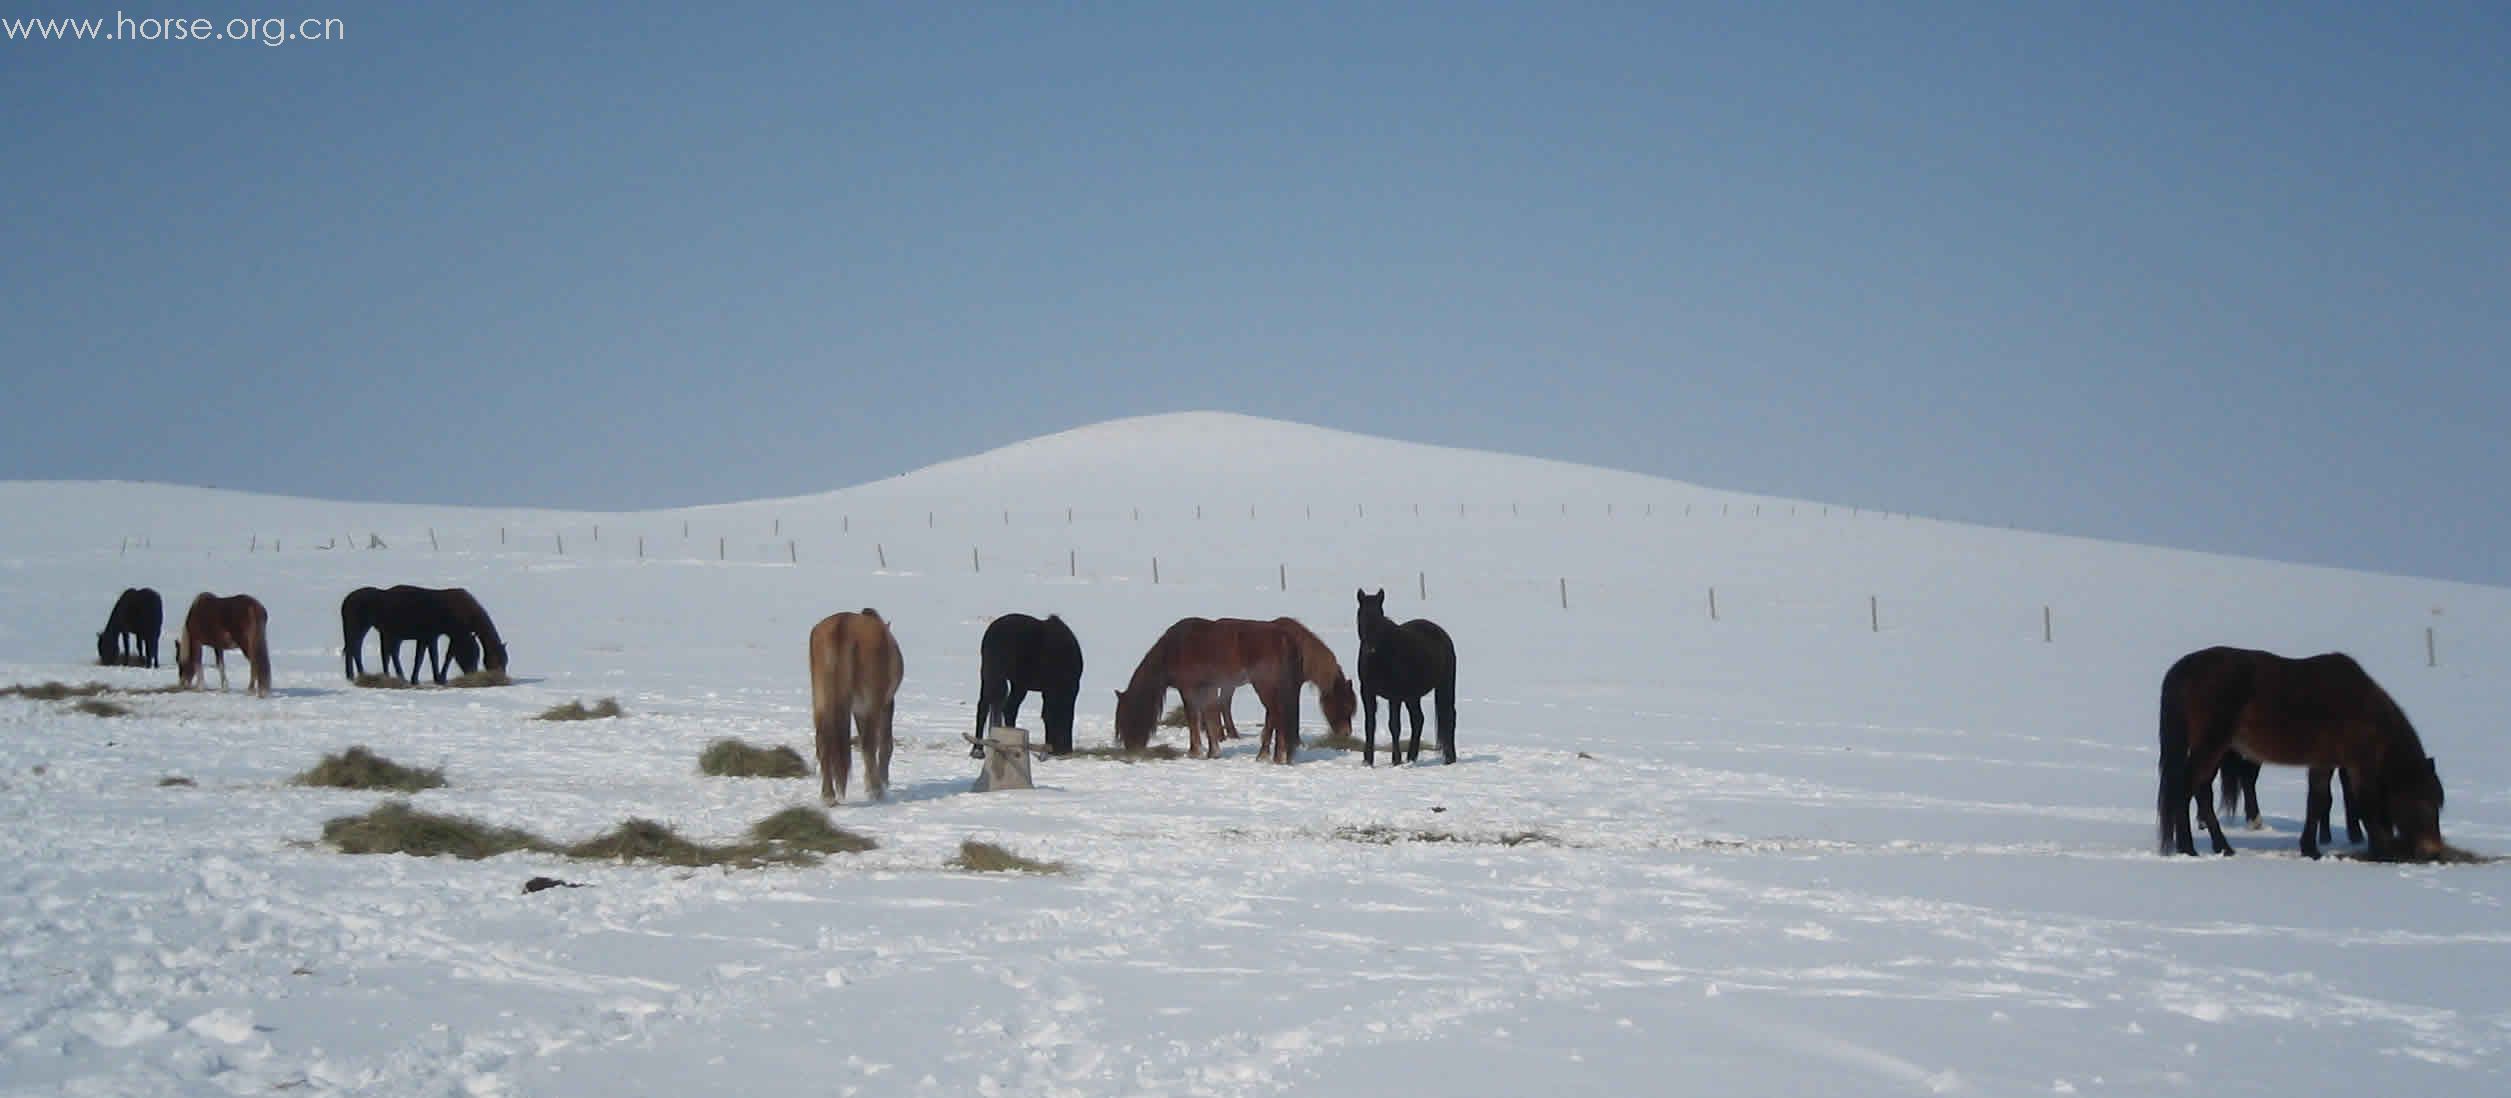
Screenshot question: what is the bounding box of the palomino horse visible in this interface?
[1355,589,1458,766]
[975,613,1083,755]
[1114,617,1304,763]
[176,592,272,697]
[2159,646,2445,861]
[351,586,510,684]
[1201,618,1356,760]
[97,587,163,668]
[809,609,904,805]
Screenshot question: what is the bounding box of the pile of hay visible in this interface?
[352,674,415,690]
[747,807,876,855]
[320,803,875,867]
[1306,730,1369,753]
[323,801,547,859]
[536,698,625,721]
[448,669,511,688]
[1,681,111,700]
[698,739,809,778]
[291,746,447,792]
[948,839,1066,874]
[1329,824,1556,847]
[71,699,131,718]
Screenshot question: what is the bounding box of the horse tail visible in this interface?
[248,605,273,698]
[2157,657,2194,853]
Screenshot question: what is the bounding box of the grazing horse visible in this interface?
[2158,646,2446,861]
[975,613,1083,755]
[809,609,904,805]
[1113,617,1304,763]
[175,593,272,697]
[96,587,163,668]
[2218,749,2361,843]
[1355,589,1458,766]
[367,585,509,684]
[1203,618,1356,760]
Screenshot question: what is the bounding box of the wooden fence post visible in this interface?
[638,535,644,559]
[1279,563,1286,591]
[1153,557,1160,585]
[972,546,980,573]
[1419,571,1427,600]
[876,543,886,569]
[1559,577,1568,609]
[2043,606,2052,643]
[593,524,600,542]
[557,534,565,555]
[1069,549,1076,577]
[2428,626,2437,667]
[718,536,725,560]
[1869,596,1879,633]
[1709,587,1718,622]
[429,528,438,551]
[789,540,797,564]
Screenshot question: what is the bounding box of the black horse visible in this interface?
[975,613,1083,755]
[357,585,509,685]
[96,587,163,668]
[2159,646,2446,861]
[2217,749,2361,844]
[1355,589,1457,766]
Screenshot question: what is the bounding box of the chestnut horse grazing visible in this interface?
[176,593,272,697]
[975,613,1083,755]
[809,609,904,805]
[2158,647,2445,861]
[1206,618,1355,760]
[97,587,163,668]
[1355,590,1458,766]
[1113,617,1304,763]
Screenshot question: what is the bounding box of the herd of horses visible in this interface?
[815,589,1459,805]
[85,583,2461,861]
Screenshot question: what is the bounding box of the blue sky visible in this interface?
[4,4,2506,584]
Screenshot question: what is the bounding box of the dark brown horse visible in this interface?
[975,613,1083,755]
[2158,647,2445,861]
[1114,617,1304,763]
[176,593,272,697]
[809,609,904,805]
[359,586,509,684]
[97,587,163,668]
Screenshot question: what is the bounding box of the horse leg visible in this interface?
[814,676,850,806]
[2301,767,2334,860]
[1005,687,1029,729]
[1404,697,1428,764]
[1435,680,1458,765]
[1361,689,1380,767]
[2240,760,2261,829]
[857,703,890,801]
[974,680,1000,758]
[215,648,229,692]
[2189,746,2235,855]
[1386,700,1406,765]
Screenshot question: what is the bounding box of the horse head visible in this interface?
[2379,755,2447,861]
[1322,674,1357,737]
[96,630,116,666]
[173,631,198,686]
[1356,588,1387,638]
[484,638,510,672]
[1112,686,1159,751]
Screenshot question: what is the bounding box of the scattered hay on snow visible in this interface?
[291,746,447,793]
[321,801,547,860]
[1,681,111,700]
[352,674,415,690]
[948,839,1066,874]
[698,739,809,778]
[748,807,876,854]
[71,698,131,717]
[448,669,511,688]
[535,698,624,721]
[1065,744,1184,762]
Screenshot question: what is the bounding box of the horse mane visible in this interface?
[860,607,882,620]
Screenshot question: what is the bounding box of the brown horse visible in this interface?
[176,593,272,697]
[1113,617,1304,763]
[808,609,904,805]
[1203,618,1356,759]
[2158,646,2446,861]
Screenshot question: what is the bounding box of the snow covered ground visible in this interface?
[2,411,2505,1096]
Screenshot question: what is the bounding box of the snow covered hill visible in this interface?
[2,412,2505,1096]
